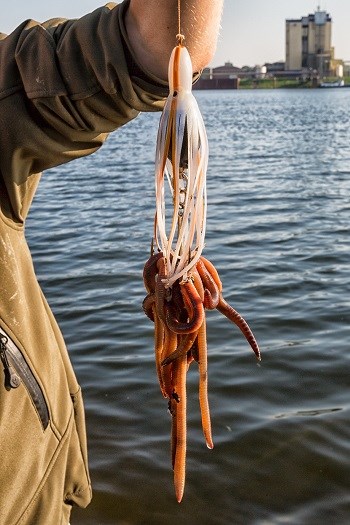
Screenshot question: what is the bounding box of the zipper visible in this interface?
[0,327,49,430]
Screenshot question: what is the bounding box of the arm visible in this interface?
[125,0,223,80]
[1,1,222,224]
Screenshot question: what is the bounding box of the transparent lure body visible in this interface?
[155,44,209,288]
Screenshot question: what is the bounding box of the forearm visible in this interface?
[125,0,223,80]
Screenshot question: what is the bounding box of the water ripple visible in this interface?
[26,89,350,524]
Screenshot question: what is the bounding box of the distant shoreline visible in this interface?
[194,77,350,90]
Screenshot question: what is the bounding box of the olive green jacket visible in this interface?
[0,2,167,524]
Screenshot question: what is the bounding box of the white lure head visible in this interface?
[168,45,193,94]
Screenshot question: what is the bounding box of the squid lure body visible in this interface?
[155,43,209,288]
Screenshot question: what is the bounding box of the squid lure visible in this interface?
[154,38,209,288]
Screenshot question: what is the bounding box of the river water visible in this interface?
[27,88,350,524]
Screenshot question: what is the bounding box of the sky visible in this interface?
[1,1,350,68]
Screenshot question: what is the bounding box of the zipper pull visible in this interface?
[0,335,21,390]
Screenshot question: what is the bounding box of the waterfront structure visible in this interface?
[205,62,241,79]
[194,7,346,90]
[343,61,350,76]
[285,7,336,75]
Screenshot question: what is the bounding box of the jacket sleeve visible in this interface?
[0,1,169,223]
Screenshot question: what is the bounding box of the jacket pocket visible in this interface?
[0,325,49,430]
[64,386,92,508]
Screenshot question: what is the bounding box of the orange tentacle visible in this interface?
[196,259,219,310]
[190,267,205,302]
[197,319,214,449]
[161,326,178,399]
[165,279,204,334]
[161,331,199,366]
[143,252,163,294]
[172,351,187,503]
[142,293,155,322]
[153,305,167,397]
[168,281,187,322]
[155,257,168,324]
[217,294,261,361]
[169,395,177,470]
[199,256,223,292]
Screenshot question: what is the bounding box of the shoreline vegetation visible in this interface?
[240,76,350,89]
[194,76,350,90]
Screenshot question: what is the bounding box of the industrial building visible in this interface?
[194,7,345,89]
[285,7,342,76]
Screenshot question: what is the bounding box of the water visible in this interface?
[27,88,350,524]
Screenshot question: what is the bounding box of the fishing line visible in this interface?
[177,0,185,45]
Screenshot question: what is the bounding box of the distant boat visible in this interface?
[319,79,345,88]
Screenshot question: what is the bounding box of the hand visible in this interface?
[125,0,223,80]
